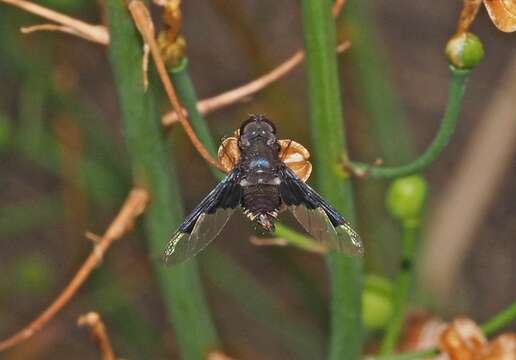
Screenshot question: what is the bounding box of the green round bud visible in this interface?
[445,32,484,69]
[362,274,393,330]
[386,175,428,221]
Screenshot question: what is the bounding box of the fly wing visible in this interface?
[163,169,242,264]
[279,166,363,256]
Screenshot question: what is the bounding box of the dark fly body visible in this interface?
[164,115,363,264]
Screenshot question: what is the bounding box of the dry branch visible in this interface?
[3,0,350,134]
[0,0,109,44]
[78,312,116,360]
[161,41,351,127]
[128,0,224,171]
[0,188,149,351]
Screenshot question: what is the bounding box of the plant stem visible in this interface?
[481,301,516,336]
[274,223,328,254]
[169,59,223,179]
[300,1,362,359]
[104,2,218,359]
[380,221,419,354]
[351,67,470,179]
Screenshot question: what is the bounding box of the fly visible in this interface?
[163,114,364,264]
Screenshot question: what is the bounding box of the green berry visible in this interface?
[445,32,484,70]
[362,274,393,330]
[386,175,428,221]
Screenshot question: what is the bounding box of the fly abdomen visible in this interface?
[242,185,281,231]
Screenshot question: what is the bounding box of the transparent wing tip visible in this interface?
[335,223,364,257]
[162,231,188,265]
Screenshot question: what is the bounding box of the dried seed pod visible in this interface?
[484,0,516,32]
[217,137,313,182]
[278,139,312,182]
[217,136,240,173]
[481,333,516,360]
[439,317,487,360]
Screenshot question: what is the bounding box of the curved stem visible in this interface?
[351,67,470,179]
[380,221,419,354]
[300,1,362,359]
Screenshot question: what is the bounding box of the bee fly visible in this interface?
[164,115,363,264]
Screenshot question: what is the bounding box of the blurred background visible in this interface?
[0,0,514,359]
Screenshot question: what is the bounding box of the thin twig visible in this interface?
[161,0,349,125]
[161,41,351,126]
[331,0,347,16]
[3,0,350,132]
[0,188,150,351]
[128,0,224,171]
[0,0,109,45]
[21,23,103,44]
[78,312,116,360]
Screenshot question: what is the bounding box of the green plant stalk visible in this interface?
[380,221,419,354]
[301,1,363,359]
[169,59,223,179]
[481,301,516,336]
[104,2,218,359]
[352,68,470,179]
[275,223,327,254]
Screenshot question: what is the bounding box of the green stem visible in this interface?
[104,3,218,359]
[352,67,470,179]
[380,221,419,354]
[300,1,362,359]
[275,223,327,254]
[481,301,516,336]
[169,59,224,179]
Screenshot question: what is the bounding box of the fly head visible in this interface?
[238,114,277,149]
